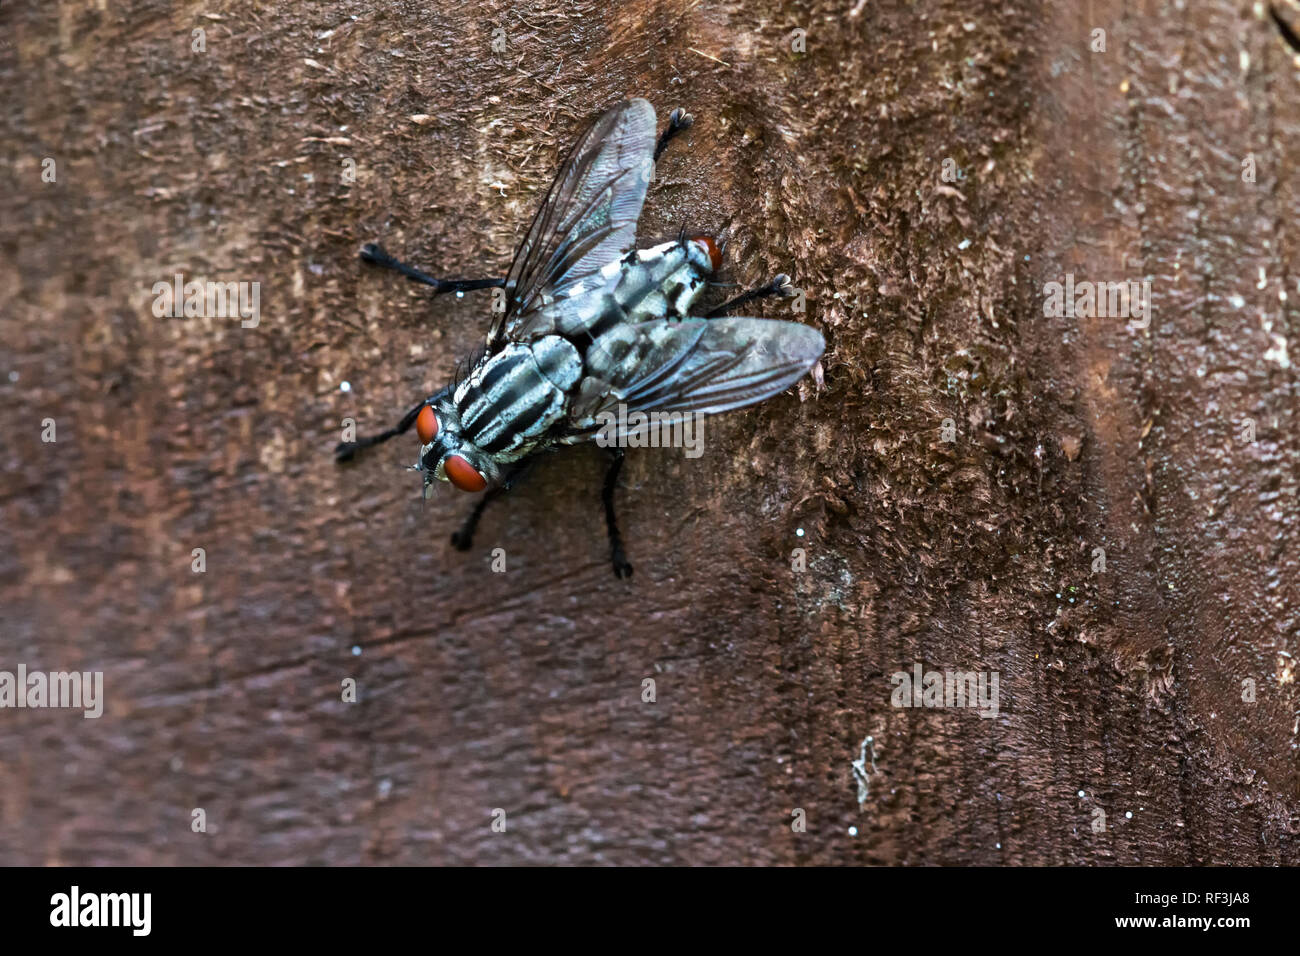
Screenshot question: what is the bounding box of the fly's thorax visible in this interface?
[443,338,580,469]
[610,239,713,322]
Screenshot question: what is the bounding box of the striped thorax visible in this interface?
[416,336,580,491]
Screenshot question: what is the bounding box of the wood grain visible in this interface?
[1,0,1297,864]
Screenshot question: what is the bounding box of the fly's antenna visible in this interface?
[678,222,688,244]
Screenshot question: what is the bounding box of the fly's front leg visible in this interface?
[601,448,633,579]
[335,386,451,462]
[450,460,532,552]
[653,108,694,163]
[450,487,504,552]
[335,398,425,462]
[361,243,505,294]
[705,274,795,318]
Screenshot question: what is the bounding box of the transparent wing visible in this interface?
[563,317,825,441]
[487,99,657,350]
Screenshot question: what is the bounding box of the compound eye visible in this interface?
[444,454,487,492]
[689,235,723,272]
[416,405,439,444]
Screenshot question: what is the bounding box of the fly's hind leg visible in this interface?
[601,448,633,579]
[361,243,505,294]
[653,108,695,163]
[705,274,795,318]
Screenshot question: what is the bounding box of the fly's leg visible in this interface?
[450,488,503,552]
[335,398,426,462]
[601,448,633,579]
[705,274,795,318]
[335,386,451,462]
[1272,4,1300,54]
[361,243,504,293]
[450,461,532,551]
[653,108,694,163]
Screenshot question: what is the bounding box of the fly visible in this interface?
[337,99,825,577]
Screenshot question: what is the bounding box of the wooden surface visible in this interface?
[1,0,1298,864]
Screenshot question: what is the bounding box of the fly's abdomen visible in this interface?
[527,240,709,345]
[453,337,581,460]
[609,240,707,322]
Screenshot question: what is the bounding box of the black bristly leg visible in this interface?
[334,386,451,463]
[653,108,694,163]
[601,448,633,579]
[450,460,532,552]
[705,273,795,318]
[450,489,502,552]
[1272,3,1300,54]
[334,399,425,462]
[360,243,504,293]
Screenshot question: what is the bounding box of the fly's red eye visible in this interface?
[416,405,439,444]
[690,235,722,272]
[444,454,487,492]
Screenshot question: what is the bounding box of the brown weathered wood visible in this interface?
[1,0,1298,864]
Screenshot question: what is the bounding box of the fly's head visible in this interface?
[686,235,723,276]
[412,396,498,496]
